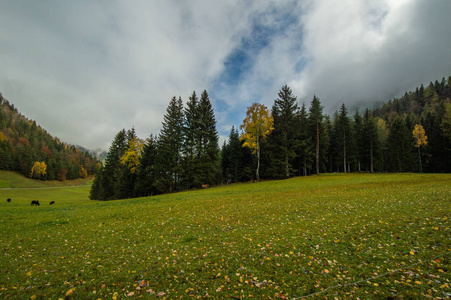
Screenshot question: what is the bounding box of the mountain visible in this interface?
[0,92,100,180]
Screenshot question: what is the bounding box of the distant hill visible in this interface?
[0,92,100,180]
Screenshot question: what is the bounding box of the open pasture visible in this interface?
[0,173,450,299]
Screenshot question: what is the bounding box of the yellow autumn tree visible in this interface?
[240,103,274,180]
[30,161,47,179]
[412,124,427,173]
[79,165,88,178]
[120,137,144,174]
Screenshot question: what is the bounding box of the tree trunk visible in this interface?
[285,153,289,177]
[256,134,260,181]
[316,121,320,174]
[343,131,346,173]
[418,147,423,173]
[370,137,374,173]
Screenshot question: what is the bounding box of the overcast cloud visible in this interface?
[1,0,450,150]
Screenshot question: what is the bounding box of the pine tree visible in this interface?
[156,96,185,192]
[135,135,158,196]
[90,129,128,200]
[353,110,365,172]
[333,103,352,172]
[269,85,300,178]
[362,109,379,172]
[296,103,314,176]
[308,95,324,174]
[181,91,200,189]
[197,90,219,185]
[388,115,412,172]
[228,126,244,182]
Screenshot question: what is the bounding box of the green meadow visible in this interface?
[0,172,450,299]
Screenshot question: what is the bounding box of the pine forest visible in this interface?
[89,77,451,200]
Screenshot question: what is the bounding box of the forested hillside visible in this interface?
[90,77,451,200]
[0,93,100,180]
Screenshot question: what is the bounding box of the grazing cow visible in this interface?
[50,201,55,205]
[31,200,40,206]
[7,198,11,203]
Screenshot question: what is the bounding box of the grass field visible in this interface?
[0,172,450,299]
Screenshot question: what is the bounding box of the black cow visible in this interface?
[31,200,40,206]
[50,201,55,205]
[7,198,11,203]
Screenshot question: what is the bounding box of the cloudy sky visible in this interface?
[1,0,450,150]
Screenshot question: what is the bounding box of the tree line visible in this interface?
[0,93,100,180]
[90,77,451,200]
[90,91,219,200]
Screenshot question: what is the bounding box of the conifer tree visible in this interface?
[135,135,158,196]
[269,85,300,178]
[90,129,128,200]
[362,109,379,172]
[296,103,313,175]
[353,110,364,172]
[197,90,220,185]
[182,91,200,189]
[388,115,412,172]
[333,103,352,172]
[156,96,185,192]
[308,95,324,174]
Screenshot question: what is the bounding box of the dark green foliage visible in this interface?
[91,77,451,201]
[267,85,300,178]
[362,109,379,172]
[181,91,201,189]
[135,135,158,197]
[221,126,253,183]
[91,91,220,200]
[0,93,98,180]
[387,115,414,172]
[308,95,325,174]
[155,96,185,192]
[294,103,314,176]
[90,129,128,200]
[196,90,220,185]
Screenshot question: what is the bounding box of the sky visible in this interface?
[1,0,451,151]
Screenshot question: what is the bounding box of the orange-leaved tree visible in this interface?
[240,103,274,181]
[412,124,427,173]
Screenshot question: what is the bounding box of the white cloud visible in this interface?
[1,0,450,149]
[289,0,451,113]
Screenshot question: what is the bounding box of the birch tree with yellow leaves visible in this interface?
[240,103,274,180]
[412,124,427,173]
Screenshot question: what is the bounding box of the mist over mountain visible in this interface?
[0,92,100,180]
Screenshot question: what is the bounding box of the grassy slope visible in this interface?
[0,173,449,299]
[0,170,93,189]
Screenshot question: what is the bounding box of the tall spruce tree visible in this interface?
[362,109,379,173]
[388,115,412,172]
[90,129,128,200]
[308,95,324,174]
[269,85,300,178]
[353,110,364,172]
[156,96,185,192]
[135,134,158,196]
[182,91,200,189]
[296,103,314,175]
[197,90,219,185]
[334,103,352,172]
